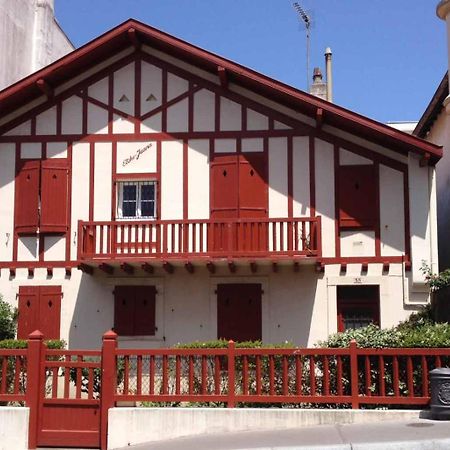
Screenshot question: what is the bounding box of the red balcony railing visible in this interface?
[78,216,321,260]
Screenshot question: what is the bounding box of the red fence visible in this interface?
[1,331,450,450]
[78,216,322,260]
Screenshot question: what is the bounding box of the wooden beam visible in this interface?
[316,107,324,129]
[120,262,134,275]
[28,268,34,278]
[163,261,174,274]
[293,261,299,272]
[65,267,72,277]
[99,263,114,275]
[382,262,390,273]
[361,262,369,273]
[185,262,194,274]
[315,262,325,273]
[250,261,257,273]
[206,261,216,274]
[218,66,228,88]
[36,78,53,98]
[47,267,53,277]
[127,28,141,49]
[78,263,93,275]
[141,263,154,274]
[228,260,236,273]
[9,268,15,278]
[340,264,347,274]
[272,262,278,273]
[419,153,430,167]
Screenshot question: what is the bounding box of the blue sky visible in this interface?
[55,0,446,124]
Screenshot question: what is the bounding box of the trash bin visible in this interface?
[429,368,450,420]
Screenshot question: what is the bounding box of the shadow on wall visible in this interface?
[68,273,114,349]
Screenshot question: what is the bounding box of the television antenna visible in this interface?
[292,2,312,91]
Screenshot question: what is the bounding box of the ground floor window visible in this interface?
[17,285,61,339]
[336,285,380,332]
[217,283,262,342]
[114,285,156,336]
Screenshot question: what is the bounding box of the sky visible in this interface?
[55,0,447,124]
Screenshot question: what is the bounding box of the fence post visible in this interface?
[349,339,359,409]
[26,330,44,450]
[100,330,118,450]
[228,340,235,408]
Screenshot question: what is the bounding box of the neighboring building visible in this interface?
[0,19,441,349]
[0,0,73,91]
[414,72,448,269]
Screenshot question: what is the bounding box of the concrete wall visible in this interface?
[0,407,29,450]
[108,407,424,449]
[0,0,74,91]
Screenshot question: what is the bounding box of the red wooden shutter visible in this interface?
[15,161,40,234]
[17,286,39,339]
[39,286,61,339]
[114,286,135,336]
[134,286,156,335]
[238,153,267,219]
[339,165,376,228]
[217,284,262,342]
[210,155,239,219]
[40,160,69,233]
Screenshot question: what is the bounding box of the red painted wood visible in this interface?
[339,165,377,229]
[39,159,69,233]
[17,286,61,339]
[38,286,62,339]
[15,160,40,234]
[114,285,156,336]
[217,284,262,342]
[114,286,134,336]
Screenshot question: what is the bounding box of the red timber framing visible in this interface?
[0,20,436,270]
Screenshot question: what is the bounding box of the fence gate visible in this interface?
[37,348,102,448]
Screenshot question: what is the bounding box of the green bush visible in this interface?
[174,339,294,349]
[0,339,65,349]
[0,296,16,340]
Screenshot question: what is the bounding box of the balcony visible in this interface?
[77,217,321,265]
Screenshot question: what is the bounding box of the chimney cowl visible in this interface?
[312,67,323,83]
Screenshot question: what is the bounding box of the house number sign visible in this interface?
[122,143,153,167]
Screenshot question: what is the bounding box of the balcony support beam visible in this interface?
[250,261,257,273]
[163,261,174,274]
[78,263,93,275]
[206,261,215,274]
[121,262,134,275]
[228,261,236,273]
[293,262,299,273]
[185,262,194,274]
[142,263,154,274]
[272,262,278,273]
[99,263,114,275]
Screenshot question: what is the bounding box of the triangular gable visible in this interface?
[0,18,441,163]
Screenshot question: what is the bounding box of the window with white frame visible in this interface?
[117,181,156,219]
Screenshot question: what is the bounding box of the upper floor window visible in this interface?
[117,181,156,219]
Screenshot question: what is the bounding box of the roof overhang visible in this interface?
[0,19,442,164]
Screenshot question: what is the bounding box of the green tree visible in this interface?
[0,296,17,340]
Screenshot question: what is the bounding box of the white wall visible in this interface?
[0,143,15,262]
[315,139,335,257]
[0,407,29,450]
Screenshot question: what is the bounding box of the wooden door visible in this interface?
[210,153,267,253]
[217,283,262,342]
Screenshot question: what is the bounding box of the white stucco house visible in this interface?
[0,18,442,349]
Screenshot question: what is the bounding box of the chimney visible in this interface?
[309,67,327,100]
[325,47,333,102]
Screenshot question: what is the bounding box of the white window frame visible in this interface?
[117,180,157,220]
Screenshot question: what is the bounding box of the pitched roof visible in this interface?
[414,72,448,139]
[0,18,442,163]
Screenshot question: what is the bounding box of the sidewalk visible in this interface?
[118,418,450,450]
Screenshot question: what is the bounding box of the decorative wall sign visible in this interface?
[116,141,156,174]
